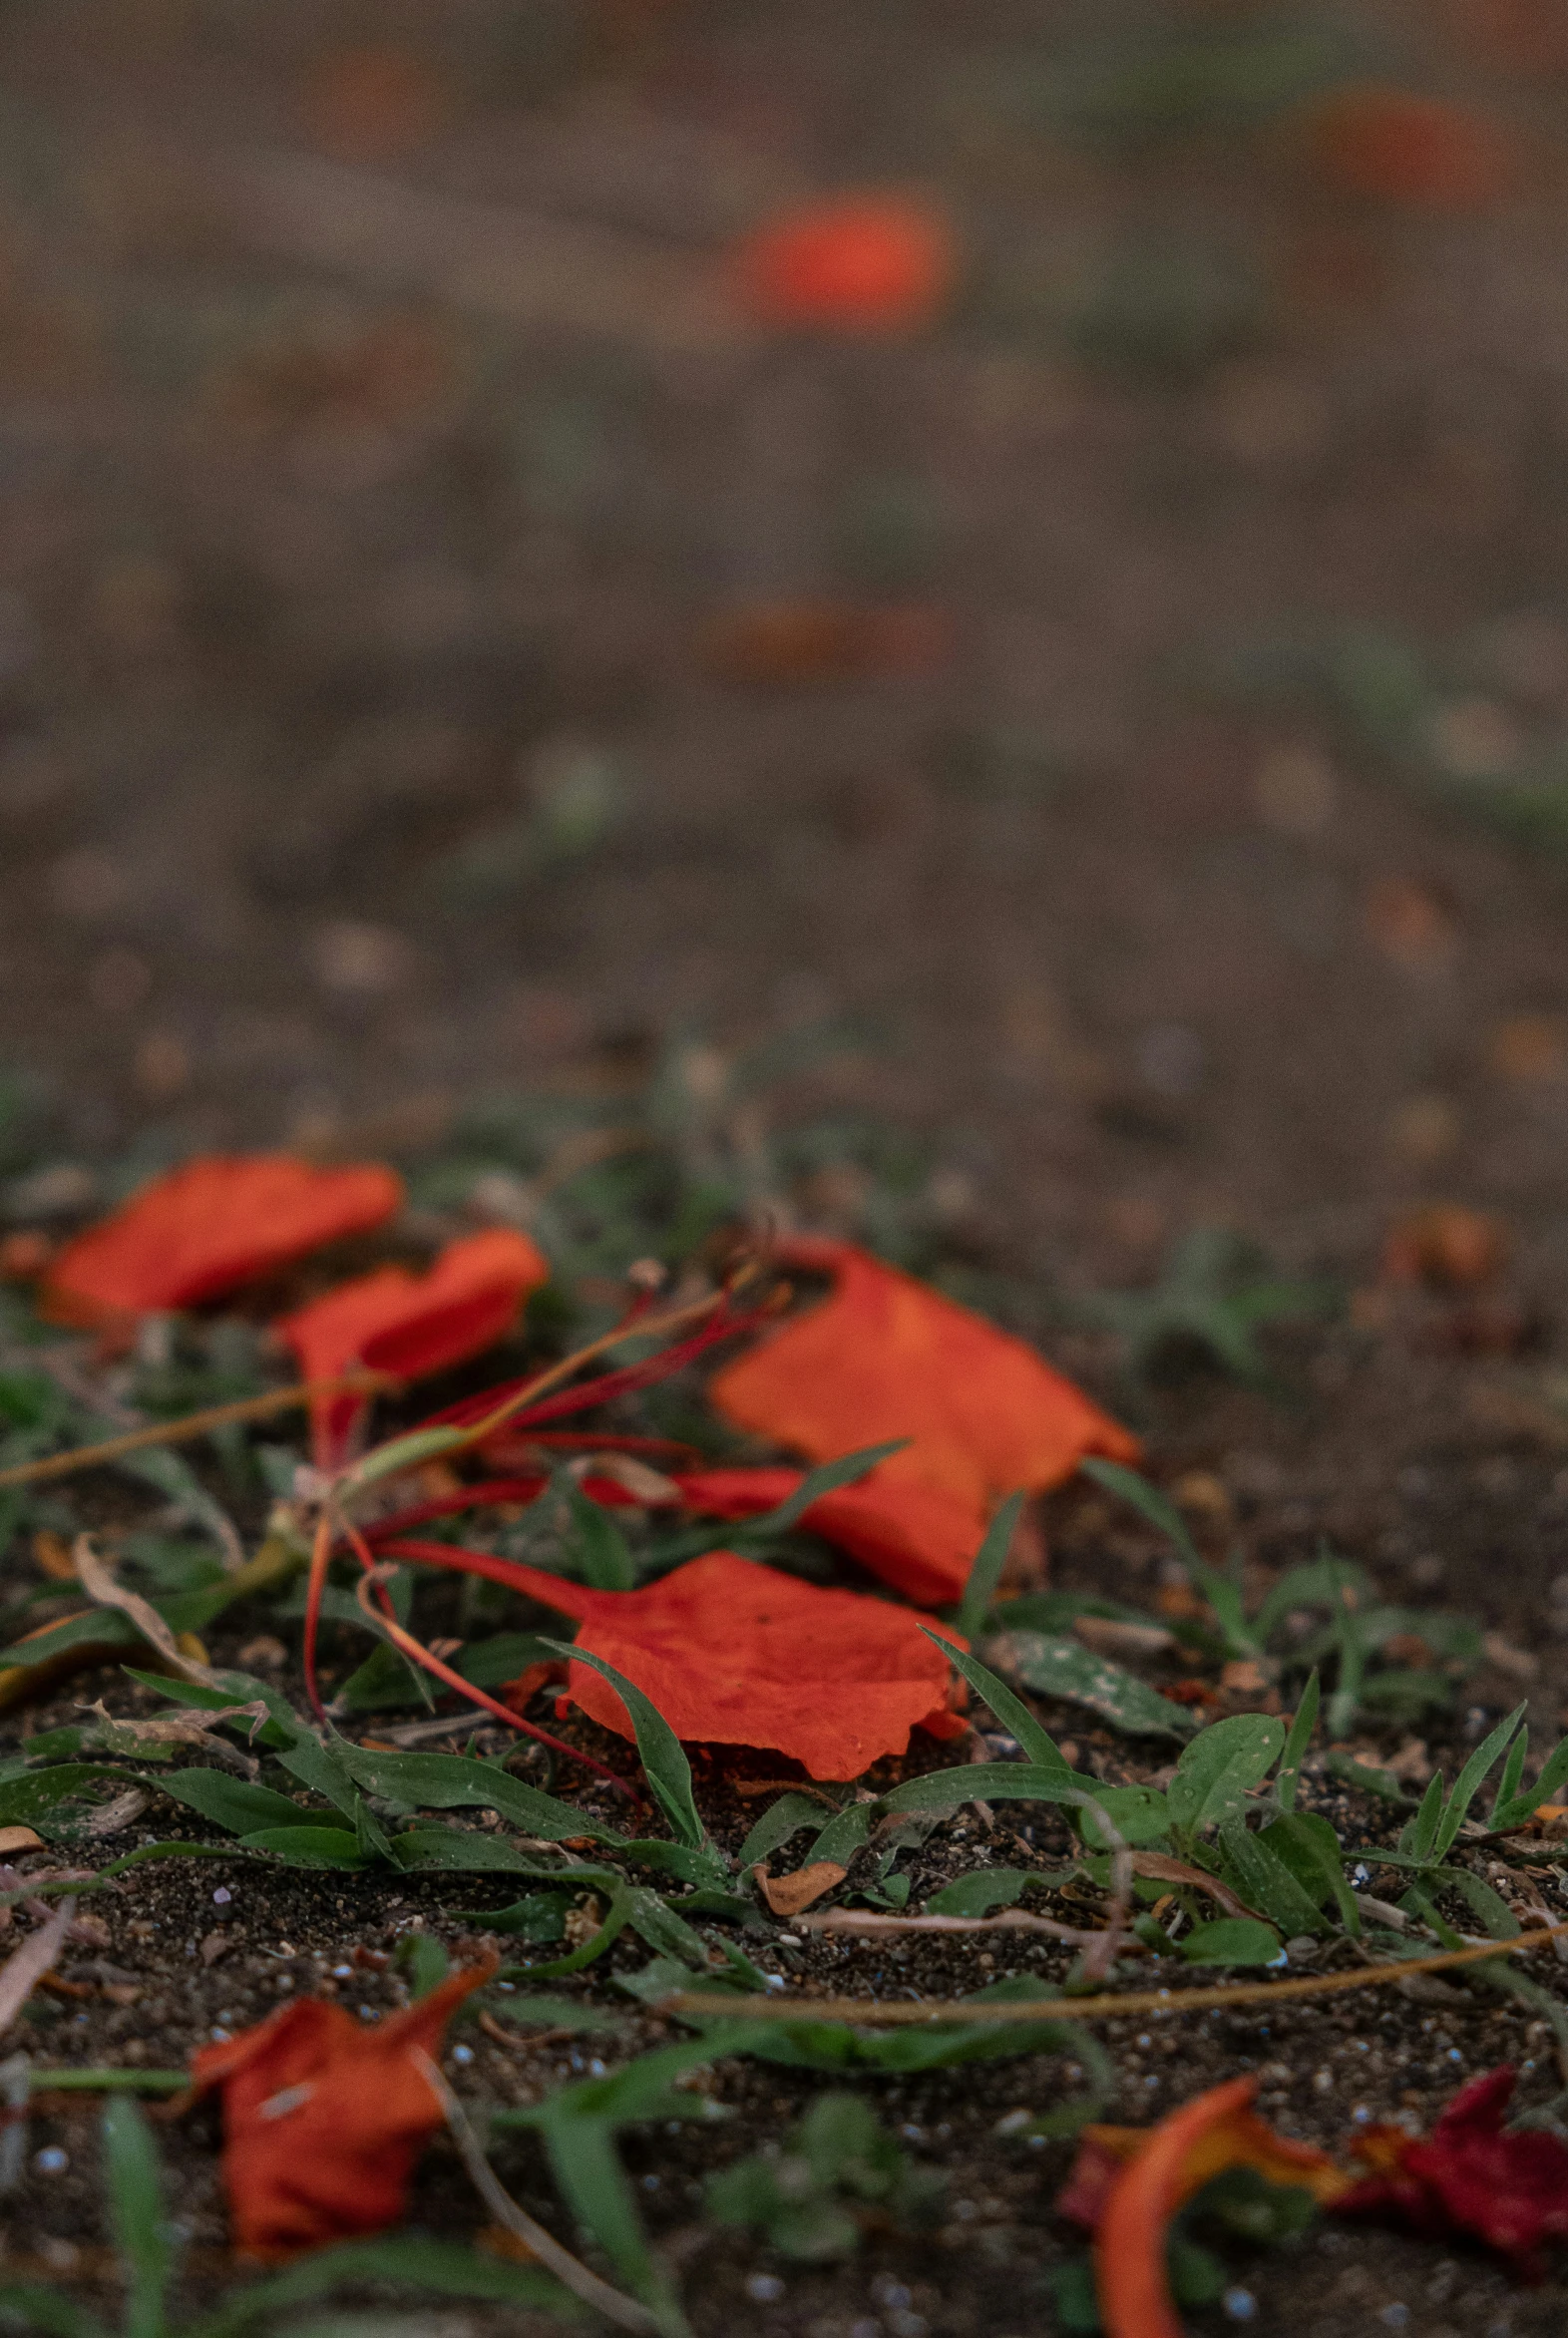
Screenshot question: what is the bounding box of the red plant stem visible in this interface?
[302,1508,334,1726]
[382,1538,602,1621]
[427,1304,763,1436]
[338,1523,632,1795]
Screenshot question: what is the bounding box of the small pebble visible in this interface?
[1222,2290,1257,2322]
[209,2028,230,2045]
[332,1965,352,1978]
[745,2274,785,2303]
[211,1888,232,1906]
[1379,2307,1409,2329]
[34,2147,68,2175]
[450,2045,474,2067]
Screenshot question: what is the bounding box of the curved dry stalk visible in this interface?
[73,1537,219,1688]
[411,2049,658,2336]
[657,1920,1568,2028]
[796,1907,1144,1949]
[0,1901,75,2036]
[0,1370,399,1493]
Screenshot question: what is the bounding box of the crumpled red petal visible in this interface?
[385,1539,965,1780]
[1336,2065,1568,2279]
[42,1155,403,1324]
[709,1237,1138,1512]
[276,1228,549,1464]
[190,1956,494,2256]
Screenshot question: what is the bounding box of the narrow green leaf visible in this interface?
[1494,1727,1528,1823]
[336,1743,620,1843]
[809,1800,875,1865]
[1217,1818,1326,1937]
[158,1771,329,1836]
[193,2236,568,2338]
[956,1492,1025,1648]
[1081,1459,1258,1656]
[1179,1917,1282,1966]
[737,1792,831,1872]
[741,1440,911,1538]
[0,1765,134,1826]
[1274,1670,1318,1816]
[567,1482,637,1591]
[234,1826,369,1868]
[0,2286,110,2338]
[1433,1704,1527,1859]
[340,1425,468,1494]
[102,2098,173,2338]
[542,2117,687,2334]
[921,1629,1072,1770]
[1166,1715,1286,1835]
[926,1869,1032,1917]
[997,1630,1196,1741]
[1259,1813,1360,1936]
[540,1640,704,1849]
[1494,1733,1568,1830]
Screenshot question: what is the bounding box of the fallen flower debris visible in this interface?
[276,1226,549,1464]
[387,1541,968,1777]
[190,1953,496,2256]
[1337,2065,1568,2278]
[710,1237,1138,1516]
[41,1155,403,1325]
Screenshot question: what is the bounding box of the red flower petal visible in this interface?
[387,1540,963,1780]
[709,1239,1138,1514]
[1300,87,1513,210]
[191,1957,493,2256]
[43,1155,402,1324]
[277,1229,549,1465]
[673,1463,987,1606]
[1338,2066,1568,2277]
[734,196,956,330]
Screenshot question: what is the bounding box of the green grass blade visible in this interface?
[102,2097,174,2338]
[1434,1704,1528,1860]
[1275,1670,1319,1816]
[918,1627,1071,1772]
[956,1492,1025,1647]
[542,1641,704,1849]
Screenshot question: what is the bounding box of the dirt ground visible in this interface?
[5,1,1568,2332]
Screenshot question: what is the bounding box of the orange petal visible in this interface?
[733,196,956,331]
[673,1462,988,1606]
[277,1229,549,1464]
[1091,2082,1353,2337]
[709,1239,1137,1514]
[43,1155,402,1324]
[191,1955,494,2256]
[388,1540,965,1781]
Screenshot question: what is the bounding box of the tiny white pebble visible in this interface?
[776,1933,802,1946]
[745,2274,785,2303]
[762,1973,786,1992]
[209,2027,231,2045]
[1353,2106,1372,2123]
[641,2173,660,2191]
[357,2006,378,2023]
[332,1965,352,1979]
[588,2058,606,2078]
[34,2147,67,2175]
[1223,2289,1257,2321]
[450,2045,474,2066]
[211,1888,232,1906]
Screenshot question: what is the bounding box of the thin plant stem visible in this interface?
[656,1920,1568,2027]
[412,2049,659,2336]
[0,1370,399,1492]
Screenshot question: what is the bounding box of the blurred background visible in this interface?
[3,0,1568,1303]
